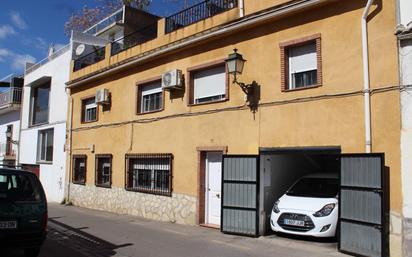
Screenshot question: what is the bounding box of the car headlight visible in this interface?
[313,203,335,217]
[272,200,280,213]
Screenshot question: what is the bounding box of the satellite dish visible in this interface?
[75,44,86,56]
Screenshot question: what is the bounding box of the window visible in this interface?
[30,81,50,125]
[37,129,53,163]
[73,155,87,185]
[280,34,322,91]
[137,80,163,114]
[95,155,112,187]
[190,64,227,104]
[81,97,98,123]
[126,154,172,196]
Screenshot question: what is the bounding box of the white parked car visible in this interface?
[270,173,339,237]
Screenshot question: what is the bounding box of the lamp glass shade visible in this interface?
[226,51,246,75]
[5,131,11,138]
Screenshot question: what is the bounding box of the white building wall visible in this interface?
[20,48,71,203]
[399,0,412,26]
[0,111,20,163]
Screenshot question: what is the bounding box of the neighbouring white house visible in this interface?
[0,75,23,167]
[19,45,71,203]
[397,0,412,255]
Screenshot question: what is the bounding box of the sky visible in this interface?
[0,0,198,80]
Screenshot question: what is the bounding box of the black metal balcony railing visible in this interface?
[0,87,22,108]
[73,46,106,72]
[165,0,238,34]
[111,23,158,56]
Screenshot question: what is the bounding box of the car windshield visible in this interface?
[286,177,338,198]
[0,172,42,202]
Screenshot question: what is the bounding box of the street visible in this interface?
[4,204,348,257]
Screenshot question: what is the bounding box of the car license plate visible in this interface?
[0,221,17,230]
[284,219,305,227]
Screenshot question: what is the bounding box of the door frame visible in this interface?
[196,146,227,226]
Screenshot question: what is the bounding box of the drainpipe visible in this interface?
[66,93,74,203]
[239,0,244,17]
[362,0,375,153]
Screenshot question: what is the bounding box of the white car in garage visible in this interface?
[270,173,339,237]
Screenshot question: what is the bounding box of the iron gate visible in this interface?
[221,155,259,236]
[339,154,387,257]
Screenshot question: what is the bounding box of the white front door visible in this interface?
[205,152,222,226]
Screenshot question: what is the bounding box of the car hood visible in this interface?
[277,194,338,213]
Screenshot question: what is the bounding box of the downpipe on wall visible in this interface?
[362,0,375,153]
[239,0,244,17]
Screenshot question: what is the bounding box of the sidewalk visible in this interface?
[41,203,348,257]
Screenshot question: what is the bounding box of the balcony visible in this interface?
[165,0,238,33]
[70,0,238,76]
[84,8,124,36]
[0,87,22,114]
[73,47,106,72]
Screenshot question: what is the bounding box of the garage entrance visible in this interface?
[221,148,388,257]
[259,147,341,236]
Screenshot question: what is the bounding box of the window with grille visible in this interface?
[138,80,163,114]
[82,97,97,122]
[95,155,112,187]
[126,154,172,196]
[73,155,87,185]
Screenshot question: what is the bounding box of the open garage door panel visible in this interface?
[339,154,387,257]
[221,155,259,237]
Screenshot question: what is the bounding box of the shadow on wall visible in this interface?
[47,217,133,257]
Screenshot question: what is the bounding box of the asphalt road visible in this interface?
[3,204,348,257]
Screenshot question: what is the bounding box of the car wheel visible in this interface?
[24,247,41,257]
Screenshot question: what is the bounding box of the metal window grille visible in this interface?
[165,0,238,34]
[73,46,106,72]
[125,154,173,197]
[95,155,112,188]
[73,155,87,185]
[142,92,162,112]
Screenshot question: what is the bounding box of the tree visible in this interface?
[64,0,152,35]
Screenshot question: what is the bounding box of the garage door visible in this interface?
[339,154,386,257]
[221,155,259,237]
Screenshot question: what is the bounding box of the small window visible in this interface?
[37,129,53,163]
[95,155,112,188]
[81,97,98,123]
[191,64,227,104]
[73,155,87,185]
[280,35,321,91]
[30,81,50,125]
[126,154,172,196]
[138,81,163,114]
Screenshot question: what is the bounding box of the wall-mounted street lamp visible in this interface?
[225,49,257,96]
[5,130,18,145]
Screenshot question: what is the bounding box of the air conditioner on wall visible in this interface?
[162,69,182,90]
[95,88,110,104]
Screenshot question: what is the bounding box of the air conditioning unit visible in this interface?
[95,88,110,104]
[162,69,182,90]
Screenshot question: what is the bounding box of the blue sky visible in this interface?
[0,0,197,79]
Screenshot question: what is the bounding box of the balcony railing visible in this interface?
[84,8,124,35]
[25,44,71,75]
[111,23,158,56]
[73,47,106,72]
[165,0,238,34]
[0,87,22,109]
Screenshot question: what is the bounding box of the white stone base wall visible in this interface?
[68,184,197,225]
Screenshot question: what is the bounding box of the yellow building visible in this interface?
[66,0,403,256]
